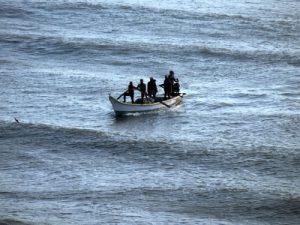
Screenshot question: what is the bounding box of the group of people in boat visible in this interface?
[118,70,180,104]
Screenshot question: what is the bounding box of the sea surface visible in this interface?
[0,0,300,224]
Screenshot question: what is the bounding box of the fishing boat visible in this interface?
[109,94,184,116]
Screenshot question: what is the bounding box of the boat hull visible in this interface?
[109,95,182,115]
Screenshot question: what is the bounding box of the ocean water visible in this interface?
[0,0,300,224]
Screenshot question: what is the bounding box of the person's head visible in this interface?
[129,81,133,85]
[169,70,174,75]
[150,77,153,81]
[140,79,143,83]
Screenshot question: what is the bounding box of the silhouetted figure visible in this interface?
[118,81,136,103]
[137,79,147,103]
[161,75,172,99]
[14,117,20,123]
[168,70,180,96]
[147,77,158,99]
[173,79,180,95]
[168,70,175,84]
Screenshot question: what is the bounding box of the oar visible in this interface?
[144,92,150,103]
[145,93,155,103]
[159,100,171,108]
[136,88,150,103]
[117,90,127,100]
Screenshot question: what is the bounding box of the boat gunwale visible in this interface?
[109,95,181,107]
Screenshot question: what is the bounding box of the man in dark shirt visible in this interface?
[162,75,172,99]
[147,77,158,99]
[137,79,147,103]
[119,81,135,103]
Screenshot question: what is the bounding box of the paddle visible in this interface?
[117,90,127,100]
[145,92,155,103]
[136,88,151,103]
[159,100,171,108]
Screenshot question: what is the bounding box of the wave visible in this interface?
[281,92,300,97]
[35,1,108,12]
[231,93,268,99]
[0,120,167,148]
[1,120,298,172]
[0,218,34,225]
[1,1,298,66]
[1,31,298,65]
[0,59,14,65]
[0,3,34,19]
[29,0,294,26]
[32,0,300,39]
[0,120,198,156]
[2,0,298,39]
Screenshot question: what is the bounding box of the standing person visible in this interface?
[118,81,136,103]
[137,79,147,103]
[161,75,172,99]
[173,79,180,95]
[168,70,178,96]
[168,70,175,84]
[147,77,158,99]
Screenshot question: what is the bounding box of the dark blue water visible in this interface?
[0,0,299,224]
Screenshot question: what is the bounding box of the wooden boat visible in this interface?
[109,94,183,116]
